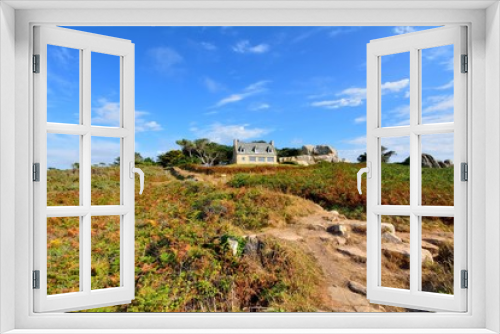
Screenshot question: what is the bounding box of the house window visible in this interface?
[241,157,246,161]
[267,157,274,162]
[249,156,256,162]
[258,157,265,162]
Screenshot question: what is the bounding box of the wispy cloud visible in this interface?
[292,27,358,44]
[92,98,163,132]
[203,77,225,93]
[49,45,77,67]
[92,98,121,126]
[147,47,183,74]
[422,44,454,71]
[212,80,270,108]
[190,123,272,145]
[435,80,454,90]
[200,42,217,51]
[354,116,366,124]
[311,78,409,110]
[232,40,270,54]
[249,103,270,111]
[423,95,453,113]
[393,26,416,35]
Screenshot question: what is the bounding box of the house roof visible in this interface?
[235,142,276,156]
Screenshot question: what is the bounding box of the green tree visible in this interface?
[277,147,301,158]
[157,150,187,167]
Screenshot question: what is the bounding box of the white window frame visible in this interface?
[366,26,467,312]
[1,2,498,333]
[33,26,136,313]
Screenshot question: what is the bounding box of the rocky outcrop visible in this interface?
[404,154,453,168]
[279,144,339,166]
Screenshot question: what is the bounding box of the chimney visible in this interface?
[270,140,274,146]
[233,139,238,147]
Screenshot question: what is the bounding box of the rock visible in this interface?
[423,236,450,248]
[422,153,441,168]
[328,286,369,307]
[337,246,366,263]
[327,224,350,238]
[243,235,261,257]
[421,240,440,256]
[349,222,395,235]
[313,145,337,156]
[381,223,396,235]
[348,281,367,296]
[382,244,433,268]
[381,231,402,244]
[330,210,340,217]
[307,224,326,231]
[301,145,315,155]
[314,154,339,163]
[227,237,239,256]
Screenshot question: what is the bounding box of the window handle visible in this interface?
[357,162,371,195]
[129,162,144,195]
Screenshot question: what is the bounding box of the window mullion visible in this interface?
[409,47,420,294]
[82,48,92,294]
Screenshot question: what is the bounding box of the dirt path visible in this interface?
[259,212,388,312]
[165,167,413,312]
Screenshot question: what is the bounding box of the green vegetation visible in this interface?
[45,159,455,311]
[47,166,326,312]
[226,162,453,220]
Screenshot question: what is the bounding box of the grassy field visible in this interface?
[46,162,455,312]
[47,166,327,312]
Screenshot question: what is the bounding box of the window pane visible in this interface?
[47,133,80,206]
[91,52,121,127]
[381,52,410,127]
[47,217,80,295]
[421,216,454,294]
[91,137,121,205]
[380,136,410,205]
[421,45,454,124]
[380,215,410,290]
[91,215,121,290]
[47,45,80,124]
[421,133,454,206]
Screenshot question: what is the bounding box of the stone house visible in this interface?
[232,139,277,164]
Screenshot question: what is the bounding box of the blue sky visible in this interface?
[46,26,455,168]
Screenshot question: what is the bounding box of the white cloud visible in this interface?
[423,95,454,113]
[232,40,270,54]
[310,79,409,110]
[92,98,162,132]
[203,77,224,93]
[200,42,217,51]
[290,138,303,145]
[393,26,416,35]
[190,123,272,145]
[354,116,366,124]
[212,80,270,108]
[147,47,183,74]
[49,45,76,66]
[249,103,270,111]
[92,98,120,126]
[136,120,163,132]
[435,80,454,90]
[421,133,454,161]
[381,79,409,93]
